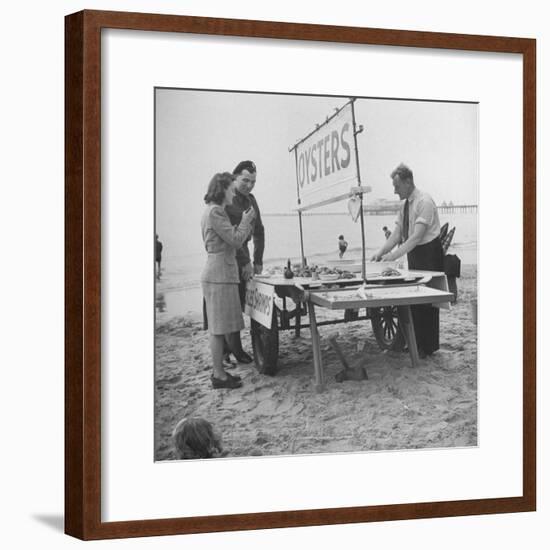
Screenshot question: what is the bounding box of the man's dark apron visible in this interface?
[407,237,444,354]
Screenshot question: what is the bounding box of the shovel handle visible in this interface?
[329,337,351,370]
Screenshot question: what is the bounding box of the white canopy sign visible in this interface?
[294,102,358,211]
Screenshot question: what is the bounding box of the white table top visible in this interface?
[252,269,445,288]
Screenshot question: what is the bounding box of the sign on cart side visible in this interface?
[245,280,275,329]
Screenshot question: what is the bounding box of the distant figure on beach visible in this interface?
[338,235,348,258]
[224,160,265,367]
[371,163,443,358]
[201,172,255,389]
[172,417,223,459]
[155,234,163,279]
[155,292,166,313]
[382,226,392,240]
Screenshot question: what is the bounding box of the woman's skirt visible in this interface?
[201,282,245,336]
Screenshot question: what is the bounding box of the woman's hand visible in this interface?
[241,263,254,281]
[241,207,256,225]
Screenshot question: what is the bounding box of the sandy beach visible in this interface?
[155,264,477,461]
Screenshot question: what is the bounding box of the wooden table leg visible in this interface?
[397,305,420,368]
[308,303,325,392]
[295,302,302,337]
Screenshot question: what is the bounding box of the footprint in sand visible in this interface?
[174,376,198,389]
[444,411,462,424]
[156,375,181,387]
[255,433,269,445]
[222,393,244,406]
[253,400,278,416]
[251,387,277,401]
[250,396,304,417]
[274,396,294,414]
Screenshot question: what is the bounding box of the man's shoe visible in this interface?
[234,350,253,364]
[211,375,242,389]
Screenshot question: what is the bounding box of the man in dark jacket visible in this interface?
[223,160,265,364]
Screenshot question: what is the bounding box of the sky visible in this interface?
[155,88,478,253]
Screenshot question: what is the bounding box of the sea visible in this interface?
[155,211,477,318]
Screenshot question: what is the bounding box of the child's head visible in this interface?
[338,235,344,240]
[172,417,223,459]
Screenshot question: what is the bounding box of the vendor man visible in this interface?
[371,163,443,357]
[224,160,265,364]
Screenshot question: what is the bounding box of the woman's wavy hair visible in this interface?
[203,172,235,205]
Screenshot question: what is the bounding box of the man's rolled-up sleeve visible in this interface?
[415,198,436,227]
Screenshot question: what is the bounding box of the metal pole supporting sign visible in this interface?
[350,98,366,283]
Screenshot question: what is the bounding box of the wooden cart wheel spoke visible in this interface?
[384,321,395,339]
[384,320,396,340]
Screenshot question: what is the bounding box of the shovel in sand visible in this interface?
[329,336,368,382]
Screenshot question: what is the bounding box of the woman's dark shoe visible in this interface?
[234,350,253,364]
[211,375,242,389]
[226,371,241,382]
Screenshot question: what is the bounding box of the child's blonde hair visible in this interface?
[172,417,223,459]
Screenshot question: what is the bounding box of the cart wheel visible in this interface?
[250,308,279,376]
[369,306,406,351]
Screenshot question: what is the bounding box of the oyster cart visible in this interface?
[244,98,451,388]
[248,269,452,389]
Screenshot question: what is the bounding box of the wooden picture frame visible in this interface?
[65,9,536,540]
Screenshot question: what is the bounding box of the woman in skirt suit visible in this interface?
[201,172,256,389]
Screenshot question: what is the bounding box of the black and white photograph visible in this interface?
[154,88,478,461]
[3,0,545,545]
